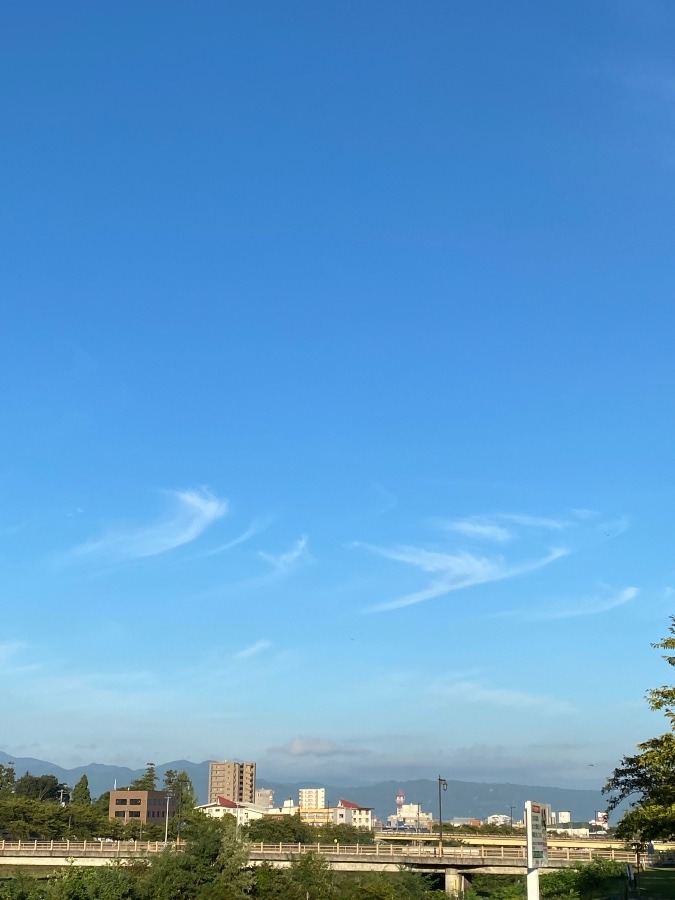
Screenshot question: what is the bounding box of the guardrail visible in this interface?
[0,839,638,864]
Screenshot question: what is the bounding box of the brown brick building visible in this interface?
[108,789,175,825]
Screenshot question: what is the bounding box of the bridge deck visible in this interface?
[0,839,638,869]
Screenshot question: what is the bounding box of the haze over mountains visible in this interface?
[0,751,613,822]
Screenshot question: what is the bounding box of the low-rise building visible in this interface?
[287,799,373,830]
[485,814,511,826]
[298,807,334,827]
[386,802,433,830]
[267,798,297,816]
[196,796,266,826]
[255,789,274,809]
[334,799,373,830]
[108,790,174,825]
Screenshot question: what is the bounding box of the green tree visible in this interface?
[286,852,336,899]
[314,823,374,845]
[163,770,197,819]
[92,791,111,815]
[604,618,675,839]
[48,865,138,900]
[14,773,63,801]
[71,775,91,805]
[129,763,157,791]
[246,813,314,844]
[0,763,16,798]
[137,814,251,900]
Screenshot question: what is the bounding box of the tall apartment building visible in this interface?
[299,787,326,809]
[207,761,256,805]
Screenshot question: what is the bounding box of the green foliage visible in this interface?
[135,814,252,900]
[246,813,315,844]
[287,851,335,898]
[0,764,16,798]
[335,870,445,899]
[314,823,375,845]
[604,618,675,840]
[70,776,91,806]
[128,763,156,792]
[14,774,63,802]
[48,866,138,900]
[163,769,197,820]
[245,816,372,846]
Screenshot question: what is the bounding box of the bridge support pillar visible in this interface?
[445,869,469,896]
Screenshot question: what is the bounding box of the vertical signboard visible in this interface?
[526,800,548,868]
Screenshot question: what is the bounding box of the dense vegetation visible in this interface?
[604,617,675,840]
[0,765,196,842]
[0,813,628,900]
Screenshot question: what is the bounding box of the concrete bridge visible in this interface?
[0,840,639,896]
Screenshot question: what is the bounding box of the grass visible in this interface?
[638,868,675,900]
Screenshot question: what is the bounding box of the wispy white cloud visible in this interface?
[0,641,39,675]
[438,517,512,543]
[202,515,274,556]
[505,586,639,621]
[259,535,310,573]
[432,678,573,713]
[234,639,272,660]
[495,513,572,530]
[357,543,568,613]
[596,516,630,539]
[268,737,366,758]
[571,508,599,521]
[67,487,227,563]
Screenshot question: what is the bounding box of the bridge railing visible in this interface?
[0,840,171,856]
[248,843,635,862]
[0,839,637,864]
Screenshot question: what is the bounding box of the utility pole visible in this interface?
[437,777,448,856]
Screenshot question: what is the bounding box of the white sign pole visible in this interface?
[525,801,548,900]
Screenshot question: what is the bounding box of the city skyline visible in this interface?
[2,1,675,790]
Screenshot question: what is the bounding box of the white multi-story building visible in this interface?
[386,803,433,830]
[485,814,512,826]
[196,796,266,826]
[334,799,373,830]
[299,787,326,809]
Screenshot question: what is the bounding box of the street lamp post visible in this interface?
[164,793,171,843]
[438,777,448,856]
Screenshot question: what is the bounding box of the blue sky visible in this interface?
[2,0,675,791]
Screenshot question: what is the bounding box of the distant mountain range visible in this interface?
[0,750,615,822]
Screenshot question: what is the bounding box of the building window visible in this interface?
[115,812,126,818]
[115,799,128,805]
[129,811,141,818]
[130,799,142,805]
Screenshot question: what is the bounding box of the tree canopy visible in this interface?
[129,762,157,791]
[604,617,675,840]
[71,774,91,805]
[14,773,65,802]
